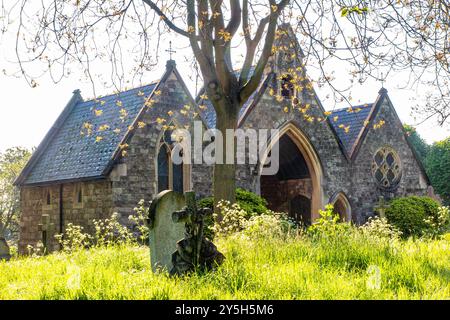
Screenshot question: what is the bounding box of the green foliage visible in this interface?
[55,213,134,253]
[198,188,269,218]
[402,128,449,205]
[211,201,247,237]
[212,201,296,240]
[3,199,449,299]
[199,188,270,240]
[307,204,351,239]
[243,212,296,240]
[1,226,449,299]
[93,213,133,247]
[404,124,429,163]
[55,224,93,253]
[385,196,441,238]
[128,199,150,244]
[341,6,369,17]
[422,206,450,239]
[0,147,32,244]
[361,216,402,240]
[425,138,450,205]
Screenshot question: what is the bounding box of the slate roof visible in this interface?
[328,104,373,156]
[21,83,157,185]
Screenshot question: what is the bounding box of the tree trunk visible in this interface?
[213,105,239,213]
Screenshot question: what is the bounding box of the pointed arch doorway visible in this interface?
[259,123,324,225]
[330,192,352,222]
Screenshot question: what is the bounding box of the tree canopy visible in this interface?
[0,147,32,240]
[1,0,448,205]
[425,138,450,205]
[404,124,429,163]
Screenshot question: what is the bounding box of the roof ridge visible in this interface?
[82,81,160,103]
[329,103,373,113]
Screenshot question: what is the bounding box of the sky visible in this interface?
[0,49,448,154]
[0,11,449,154]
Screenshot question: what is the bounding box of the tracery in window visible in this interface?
[371,147,402,189]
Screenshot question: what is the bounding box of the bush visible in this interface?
[423,206,450,239]
[197,188,269,218]
[128,199,150,244]
[210,201,247,237]
[385,196,441,238]
[199,189,270,240]
[243,212,296,240]
[56,213,135,253]
[307,204,351,239]
[211,201,296,240]
[360,216,402,240]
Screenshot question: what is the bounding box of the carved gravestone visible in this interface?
[170,191,224,276]
[0,237,11,261]
[148,190,185,272]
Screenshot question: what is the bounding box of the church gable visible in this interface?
[197,24,306,129]
[107,64,198,218]
[350,90,430,218]
[15,62,193,187]
[196,23,358,164]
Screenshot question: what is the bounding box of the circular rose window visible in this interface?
[371,147,402,189]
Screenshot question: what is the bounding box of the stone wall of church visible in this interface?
[18,180,113,255]
[350,99,429,224]
[261,175,312,213]
[191,163,213,198]
[109,71,199,226]
[237,83,353,213]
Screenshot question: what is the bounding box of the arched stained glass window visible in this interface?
[157,126,190,193]
[157,144,169,192]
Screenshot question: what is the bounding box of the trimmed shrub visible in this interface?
[197,188,269,218]
[385,196,440,238]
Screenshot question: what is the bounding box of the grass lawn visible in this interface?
[0,231,449,299]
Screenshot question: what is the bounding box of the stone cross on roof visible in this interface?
[165,41,176,60]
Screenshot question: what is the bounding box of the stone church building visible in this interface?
[15,25,431,254]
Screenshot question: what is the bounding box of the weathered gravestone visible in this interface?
[148,190,186,272]
[170,191,224,276]
[147,190,225,275]
[37,213,54,254]
[0,237,11,261]
[374,196,390,218]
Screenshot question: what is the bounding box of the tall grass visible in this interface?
[0,229,448,299]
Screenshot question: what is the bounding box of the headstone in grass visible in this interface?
[0,237,11,261]
[37,214,53,254]
[170,191,224,276]
[374,196,390,218]
[148,190,185,272]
